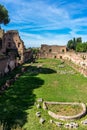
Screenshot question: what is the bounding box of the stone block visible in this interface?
[36,104,41,109]
[37,98,43,103]
[39,118,45,124]
[36,112,41,117]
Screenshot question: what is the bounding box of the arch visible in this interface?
[62,49,65,52]
[49,49,52,52]
[60,56,62,59]
[54,56,56,59]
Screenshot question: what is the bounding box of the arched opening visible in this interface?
[62,49,65,53]
[49,48,52,52]
[54,56,56,58]
[60,56,62,59]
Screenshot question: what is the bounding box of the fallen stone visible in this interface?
[55,121,63,127]
[37,98,43,103]
[39,118,45,124]
[64,122,79,129]
[15,74,20,79]
[36,104,41,109]
[64,123,70,128]
[36,112,41,117]
[69,123,74,128]
[43,102,48,110]
[49,119,53,124]
[5,80,11,87]
[81,119,87,125]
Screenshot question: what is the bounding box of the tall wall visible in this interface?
[0,29,33,76]
[0,57,8,76]
[1,30,25,56]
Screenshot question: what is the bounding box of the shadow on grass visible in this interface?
[25,65,57,76]
[0,65,56,130]
[0,76,44,130]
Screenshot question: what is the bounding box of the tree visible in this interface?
[76,42,87,52]
[0,4,10,28]
[76,43,83,52]
[67,37,83,51]
[67,39,74,50]
[76,37,82,43]
[73,37,76,50]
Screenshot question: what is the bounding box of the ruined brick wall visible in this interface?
[40,44,66,58]
[1,30,25,55]
[0,29,29,64]
[0,56,9,76]
[0,29,32,77]
[0,56,17,77]
[23,49,33,62]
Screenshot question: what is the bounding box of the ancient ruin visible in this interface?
[39,44,87,77]
[0,29,32,76]
[43,101,86,120]
[39,44,66,59]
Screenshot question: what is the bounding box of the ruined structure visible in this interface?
[0,29,32,76]
[39,44,66,59]
[39,44,87,77]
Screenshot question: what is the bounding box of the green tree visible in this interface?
[67,37,82,51]
[76,42,87,52]
[0,4,10,28]
[67,39,74,50]
[73,37,77,50]
[76,37,82,43]
[76,43,83,52]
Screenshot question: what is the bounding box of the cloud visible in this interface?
[1,0,87,47]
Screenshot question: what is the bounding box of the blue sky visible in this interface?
[0,0,87,48]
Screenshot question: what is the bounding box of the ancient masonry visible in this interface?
[0,29,32,76]
[39,44,66,59]
[39,44,87,77]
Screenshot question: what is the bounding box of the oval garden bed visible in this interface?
[43,101,86,120]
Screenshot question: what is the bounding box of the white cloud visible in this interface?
[20,31,71,48]
[1,0,87,47]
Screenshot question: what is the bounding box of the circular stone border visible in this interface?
[43,101,86,120]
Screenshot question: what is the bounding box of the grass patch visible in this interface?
[0,58,87,130]
[46,104,82,116]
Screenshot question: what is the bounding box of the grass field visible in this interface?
[0,58,87,130]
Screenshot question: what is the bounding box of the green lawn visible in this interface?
[0,58,87,130]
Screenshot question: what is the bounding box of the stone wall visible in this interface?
[0,29,33,77]
[1,30,25,57]
[0,56,17,77]
[39,44,66,58]
[43,101,86,120]
[0,57,8,76]
[61,52,87,77]
[62,52,87,68]
[0,29,32,64]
